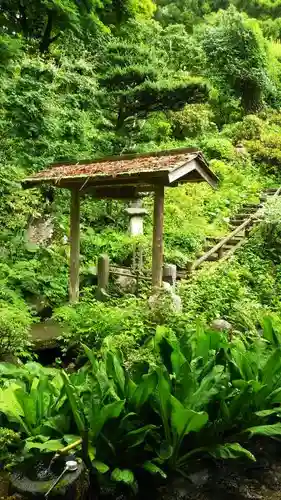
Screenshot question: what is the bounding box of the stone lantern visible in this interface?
[125,199,148,271]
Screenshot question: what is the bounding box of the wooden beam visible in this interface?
[69,188,80,303]
[152,185,165,288]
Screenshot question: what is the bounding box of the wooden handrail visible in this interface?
[192,217,255,270]
[192,187,281,271]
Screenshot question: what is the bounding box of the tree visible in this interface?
[202,6,271,112]
[98,37,209,135]
[0,0,155,53]
[234,0,281,20]
[101,0,156,27]
[155,0,230,29]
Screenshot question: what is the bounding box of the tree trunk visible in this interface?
[39,11,54,53]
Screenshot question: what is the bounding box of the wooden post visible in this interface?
[218,246,224,259]
[69,188,80,303]
[152,185,165,288]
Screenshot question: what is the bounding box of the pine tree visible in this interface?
[98,39,209,133]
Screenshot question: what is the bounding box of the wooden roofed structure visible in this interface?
[23,147,219,302]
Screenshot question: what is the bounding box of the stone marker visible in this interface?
[163,264,177,289]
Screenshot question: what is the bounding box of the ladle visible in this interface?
[45,460,78,498]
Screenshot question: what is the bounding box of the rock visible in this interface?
[158,476,208,500]
[188,469,210,487]
[149,282,182,318]
[9,457,89,500]
[0,354,22,365]
[26,217,54,246]
[114,268,137,294]
[211,319,233,332]
[236,144,248,155]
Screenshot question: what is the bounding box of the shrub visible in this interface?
[0,303,32,358]
[0,428,21,465]
[54,296,155,355]
[201,136,236,160]
[137,112,172,143]
[259,197,281,263]
[169,103,216,139]
[222,114,264,143]
[246,132,281,171]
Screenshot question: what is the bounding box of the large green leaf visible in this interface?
[188,365,225,410]
[91,400,125,437]
[230,348,255,381]
[209,443,255,461]
[24,439,64,452]
[262,348,281,386]
[171,348,187,378]
[92,460,109,474]
[61,371,85,434]
[130,372,157,409]
[125,424,157,448]
[106,352,125,395]
[248,423,281,437]
[111,468,135,485]
[143,461,167,478]
[171,404,208,438]
[155,367,172,441]
[195,328,210,364]
[82,343,99,373]
[0,384,30,435]
[174,360,194,404]
[263,316,281,347]
[255,408,281,417]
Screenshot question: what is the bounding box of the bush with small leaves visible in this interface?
[0,304,32,359]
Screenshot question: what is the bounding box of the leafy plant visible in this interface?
[0,303,32,359]
[0,363,69,455]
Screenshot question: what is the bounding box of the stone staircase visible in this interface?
[190,187,280,271]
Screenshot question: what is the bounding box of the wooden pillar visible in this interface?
[97,254,110,290]
[69,188,80,303]
[152,185,165,288]
[218,246,224,259]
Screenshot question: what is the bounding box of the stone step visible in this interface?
[205,236,243,250]
[223,242,242,250]
[242,203,262,208]
[241,208,260,214]
[230,219,247,225]
[234,213,253,219]
[206,254,219,262]
[263,188,278,194]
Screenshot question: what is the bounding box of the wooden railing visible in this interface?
[191,186,281,273]
[96,187,281,290]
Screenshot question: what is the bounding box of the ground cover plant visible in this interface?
[2,0,281,337]
[2,323,281,493]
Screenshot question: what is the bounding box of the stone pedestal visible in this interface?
[163,264,177,289]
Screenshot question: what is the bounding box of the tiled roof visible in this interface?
[25,151,198,182]
[22,148,218,192]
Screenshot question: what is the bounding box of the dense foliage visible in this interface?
[3,0,281,491]
[3,324,281,491]
[1,0,281,338]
